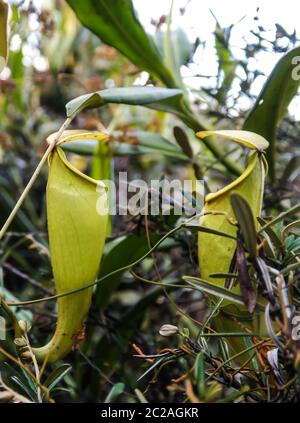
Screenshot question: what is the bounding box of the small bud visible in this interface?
[159,324,178,337]
[14,337,27,347]
[18,320,28,333]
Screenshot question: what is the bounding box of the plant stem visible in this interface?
[6,213,203,306]
[0,117,73,241]
[0,296,22,338]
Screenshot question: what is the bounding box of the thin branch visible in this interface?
[0,117,74,241]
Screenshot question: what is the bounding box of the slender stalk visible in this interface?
[6,213,204,306]
[3,263,53,295]
[208,338,271,380]
[4,210,238,307]
[259,203,300,234]
[0,296,23,338]
[0,117,73,241]
[24,331,42,403]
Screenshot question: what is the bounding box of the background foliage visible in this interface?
[0,0,300,403]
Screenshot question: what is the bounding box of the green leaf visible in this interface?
[104,382,125,403]
[0,0,8,73]
[95,233,159,309]
[243,46,300,180]
[66,86,183,117]
[10,376,36,401]
[230,193,257,258]
[236,236,256,313]
[195,352,206,400]
[282,220,300,240]
[114,131,185,159]
[66,0,176,87]
[44,364,72,392]
[173,126,194,159]
[257,216,283,251]
[134,388,149,403]
[184,223,237,240]
[62,130,185,160]
[183,276,264,312]
[209,273,238,279]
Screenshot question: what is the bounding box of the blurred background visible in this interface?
[0,0,300,403]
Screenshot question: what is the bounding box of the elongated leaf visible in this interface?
[183,276,263,312]
[30,132,109,363]
[66,0,176,87]
[115,130,185,159]
[236,237,256,313]
[195,352,206,400]
[230,193,257,258]
[173,126,193,159]
[104,383,125,403]
[243,46,300,179]
[257,216,283,251]
[62,130,185,160]
[44,364,72,392]
[209,273,238,279]
[184,223,236,240]
[282,220,300,240]
[0,1,8,73]
[66,86,183,117]
[10,376,36,401]
[256,257,274,298]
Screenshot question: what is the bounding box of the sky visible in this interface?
[135,0,300,34]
